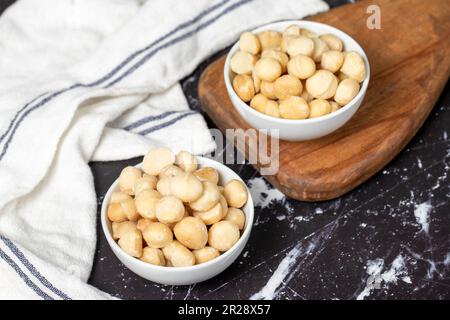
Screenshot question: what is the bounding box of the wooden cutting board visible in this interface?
[198,0,450,201]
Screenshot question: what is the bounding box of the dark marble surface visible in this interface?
[88,1,450,300]
[89,88,450,300]
[89,79,450,300]
[2,0,445,300]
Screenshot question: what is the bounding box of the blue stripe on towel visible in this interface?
[137,111,198,135]
[123,110,189,131]
[0,0,234,159]
[0,247,54,300]
[105,0,254,88]
[0,0,255,161]
[85,0,233,88]
[0,92,49,145]
[0,236,71,300]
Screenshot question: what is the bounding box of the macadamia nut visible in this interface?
[320,34,343,52]
[334,78,360,105]
[156,176,173,196]
[110,191,132,204]
[143,148,175,176]
[230,51,257,75]
[174,217,208,250]
[161,240,182,261]
[155,195,185,224]
[122,198,140,221]
[286,36,314,57]
[279,96,310,120]
[112,221,136,240]
[239,31,261,55]
[225,207,246,230]
[208,221,240,252]
[108,198,139,222]
[108,202,128,222]
[193,247,220,264]
[171,247,196,267]
[250,94,269,113]
[301,88,314,103]
[141,247,165,266]
[193,202,222,225]
[118,166,142,195]
[252,69,261,93]
[117,225,142,258]
[189,181,221,212]
[159,165,184,179]
[306,70,338,99]
[264,100,280,118]
[330,101,340,112]
[309,99,332,118]
[142,222,173,248]
[340,51,366,82]
[193,195,228,225]
[280,35,291,53]
[261,48,289,72]
[260,81,277,100]
[135,189,161,220]
[257,30,282,50]
[287,54,316,80]
[233,74,255,102]
[255,58,282,82]
[283,24,301,38]
[321,50,344,73]
[137,218,152,232]
[163,241,195,267]
[300,28,318,38]
[311,37,329,63]
[176,151,198,173]
[193,167,219,185]
[170,172,204,202]
[274,75,302,100]
[223,179,248,208]
[134,176,157,195]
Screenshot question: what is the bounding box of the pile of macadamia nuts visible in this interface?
[107,148,248,267]
[230,25,366,119]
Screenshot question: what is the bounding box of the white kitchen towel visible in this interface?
[0,0,328,299]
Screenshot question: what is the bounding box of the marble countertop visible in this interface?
[90,78,450,299]
[87,0,450,300]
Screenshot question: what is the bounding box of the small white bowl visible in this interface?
[224,20,370,141]
[101,156,254,286]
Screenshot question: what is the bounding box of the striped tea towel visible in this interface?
[0,0,328,299]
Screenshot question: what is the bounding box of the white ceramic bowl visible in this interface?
[101,156,254,286]
[224,20,370,141]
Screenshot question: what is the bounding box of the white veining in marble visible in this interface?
[356,259,384,300]
[357,255,410,300]
[414,201,432,233]
[417,158,423,169]
[249,217,340,300]
[249,246,301,300]
[247,177,285,208]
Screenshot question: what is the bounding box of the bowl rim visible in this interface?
[100,156,254,273]
[224,20,371,124]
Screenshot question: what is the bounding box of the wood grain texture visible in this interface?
[198,0,450,201]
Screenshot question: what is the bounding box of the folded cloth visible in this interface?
[0,0,328,299]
